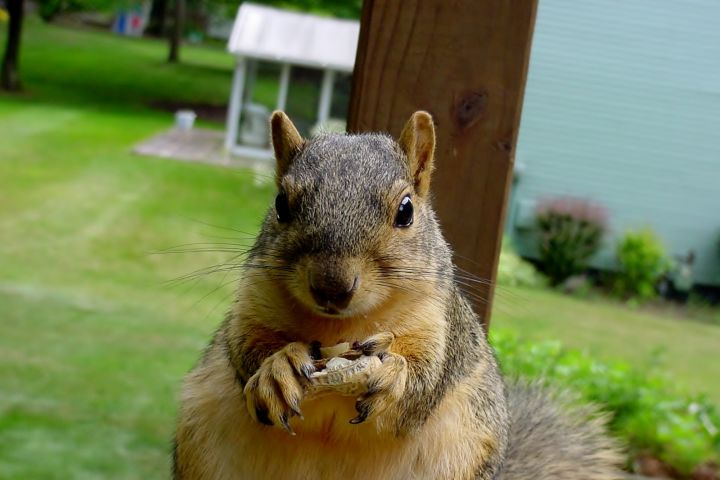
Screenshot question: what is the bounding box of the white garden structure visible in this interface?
[225,3,359,160]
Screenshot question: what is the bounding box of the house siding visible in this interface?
[510,0,720,285]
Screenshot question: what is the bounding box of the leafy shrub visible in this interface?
[614,229,670,301]
[38,0,62,21]
[37,0,90,22]
[497,238,546,288]
[491,329,720,476]
[535,198,608,286]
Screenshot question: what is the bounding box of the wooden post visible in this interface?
[348,0,537,327]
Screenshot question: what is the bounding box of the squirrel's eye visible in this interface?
[275,192,291,223]
[394,195,413,228]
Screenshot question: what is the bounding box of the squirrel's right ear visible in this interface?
[270,111,304,185]
[398,111,436,198]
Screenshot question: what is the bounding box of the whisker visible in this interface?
[191,275,240,313]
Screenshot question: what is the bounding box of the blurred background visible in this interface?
[0,0,718,478]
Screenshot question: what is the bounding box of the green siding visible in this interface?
[510,0,720,285]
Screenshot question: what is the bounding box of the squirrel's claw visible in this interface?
[279,413,296,435]
[243,342,313,434]
[354,331,395,356]
[349,351,408,427]
[349,398,372,424]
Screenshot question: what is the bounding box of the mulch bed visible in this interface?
[633,453,717,480]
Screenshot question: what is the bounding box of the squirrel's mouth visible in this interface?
[312,299,354,318]
[319,305,341,316]
[296,288,381,320]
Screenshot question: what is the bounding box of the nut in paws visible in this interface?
[350,350,408,425]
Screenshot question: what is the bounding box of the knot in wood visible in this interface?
[454,91,488,130]
[496,139,513,155]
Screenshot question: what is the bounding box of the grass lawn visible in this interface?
[492,288,720,402]
[0,19,274,479]
[1,19,718,479]
[13,18,233,108]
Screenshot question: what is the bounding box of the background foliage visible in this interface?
[1,17,719,480]
[535,197,608,286]
[614,229,670,301]
[493,329,720,476]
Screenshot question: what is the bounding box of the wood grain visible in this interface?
[348,0,538,327]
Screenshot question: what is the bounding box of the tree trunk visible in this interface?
[1,0,24,91]
[147,0,168,37]
[167,0,184,63]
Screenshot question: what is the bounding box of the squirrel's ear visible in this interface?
[270,111,304,185]
[398,111,436,198]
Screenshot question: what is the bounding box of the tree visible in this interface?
[1,0,24,91]
[251,0,362,19]
[161,0,361,65]
[146,0,169,36]
[167,0,185,62]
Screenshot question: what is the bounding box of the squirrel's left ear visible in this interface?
[398,111,436,198]
[270,111,304,186]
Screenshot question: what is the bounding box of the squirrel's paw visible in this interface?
[243,342,315,435]
[350,350,408,425]
[353,331,395,356]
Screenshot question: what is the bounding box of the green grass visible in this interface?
[0,98,275,477]
[493,287,720,403]
[0,20,274,478]
[1,18,719,478]
[12,17,233,108]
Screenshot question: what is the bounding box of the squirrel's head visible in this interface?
[251,111,451,319]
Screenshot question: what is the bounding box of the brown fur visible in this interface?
[499,383,624,479]
[173,111,622,479]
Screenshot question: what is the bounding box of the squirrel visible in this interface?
[173,111,622,479]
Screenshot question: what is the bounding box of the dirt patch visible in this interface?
[634,453,718,480]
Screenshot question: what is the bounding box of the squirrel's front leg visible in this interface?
[350,332,410,429]
[243,342,316,434]
[227,325,315,434]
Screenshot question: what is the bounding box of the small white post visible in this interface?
[317,69,336,127]
[225,57,246,151]
[276,63,291,111]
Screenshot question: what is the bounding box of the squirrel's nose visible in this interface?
[309,275,358,312]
